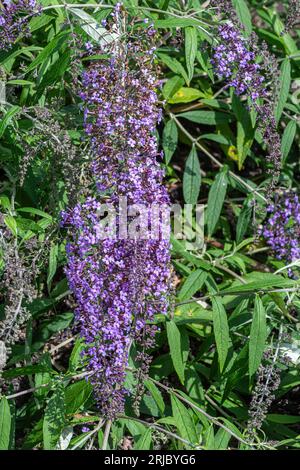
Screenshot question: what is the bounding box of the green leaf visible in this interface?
[178,110,232,126]
[32,312,74,350]
[15,216,43,234]
[236,198,253,244]
[3,215,17,237]
[206,166,228,237]
[168,87,203,104]
[233,0,252,35]
[43,384,66,450]
[275,59,291,124]
[35,370,51,398]
[249,296,267,379]
[0,45,42,69]
[25,32,69,73]
[2,365,51,379]
[267,414,300,424]
[178,269,207,301]
[153,18,201,29]
[68,338,84,372]
[185,27,198,84]
[166,320,185,385]
[0,105,20,138]
[121,418,147,439]
[199,133,230,145]
[162,75,185,101]
[163,119,178,164]
[232,95,254,169]
[212,298,230,372]
[159,0,171,8]
[236,121,253,169]
[65,380,93,414]
[37,50,71,96]
[69,8,119,46]
[220,276,296,295]
[214,427,231,450]
[158,53,189,84]
[144,380,165,415]
[174,308,212,327]
[7,80,35,86]
[17,207,52,220]
[183,145,201,204]
[70,429,95,450]
[0,397,11,450]
[0,196,11,210]
[47,244,58,292]
[22,419,43,450]
[185,365,205,402]
[134,428,152,450]
[29,12,55,32]
[141,394,160,418]
[205,425,215,449]
[281,120,296,162]
[171,395,198,447]
[196,50,214,81]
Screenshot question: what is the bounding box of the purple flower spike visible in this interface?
[63,33,171,417]
[262,192,300,277]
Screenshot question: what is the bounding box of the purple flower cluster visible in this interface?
[62,34,171,417]
[212,24,266,102]
[0,0,39,50]
[262,193,300,274]
[211,21,282,179]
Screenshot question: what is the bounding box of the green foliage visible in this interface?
[0,398,11,450]
[0,0,299,452]
[183,145,201,204]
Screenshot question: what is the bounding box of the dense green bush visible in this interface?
[0,0,299,451]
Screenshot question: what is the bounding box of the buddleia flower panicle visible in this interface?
[261,191,300,277]
[62,8,171,418]
[247,350,281,439]
[281,0,300,34]
[0,217,41,375]
[210,5,281,180]
[0,0,41,50]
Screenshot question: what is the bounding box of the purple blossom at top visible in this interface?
[212,23,266,102]
[262,192,300,276]
[211,21,282,179]
[62,31,171,417]
[0,0,40,50]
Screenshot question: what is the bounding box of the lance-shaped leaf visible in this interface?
[206,166,228,237]
[183,145,201,204]
[69,8,119,47]
[185,26,198,85]
[212,298,230,372]
[249,296,267,379]
[166,320,185,385]
[0,397,11,450]
[163,119,178,164]
[275,59,291,124]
